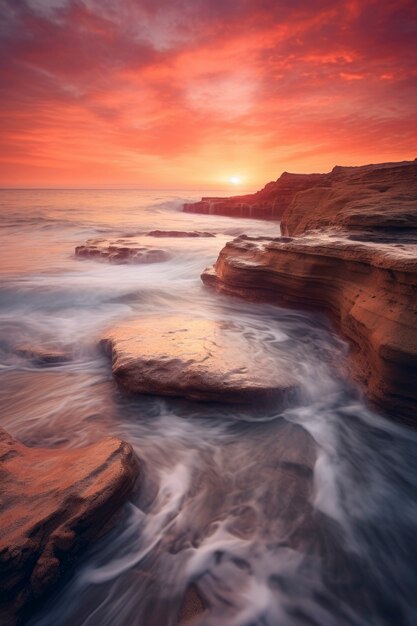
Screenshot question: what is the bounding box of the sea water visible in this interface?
[0,189,416,626]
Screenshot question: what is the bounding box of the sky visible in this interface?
[0,0,416,189]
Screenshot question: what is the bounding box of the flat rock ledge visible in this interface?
[0,428,139,623]
[147,230,215,238]
[201,235,417,424]
[101,315,298,405]
[75,237,170,264]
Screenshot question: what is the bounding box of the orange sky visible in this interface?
[0,0,416,189]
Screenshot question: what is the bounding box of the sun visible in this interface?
[230,176,242,185]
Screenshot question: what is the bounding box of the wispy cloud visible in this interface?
[0,0,416,186]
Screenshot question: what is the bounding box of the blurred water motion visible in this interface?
[0,189,416,626]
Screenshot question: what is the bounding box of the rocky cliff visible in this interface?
[281,159,417,236]
[183,172,325,220]
[201,159,417,424]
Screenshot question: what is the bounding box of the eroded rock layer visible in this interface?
[101,315,298,405]
[202,235,417,423]
[281,159,417,236]
[75,237,170,264]
[184,159,417,231]
[0,428,139,622]
[147,230,215,238]
[183,172,325,220]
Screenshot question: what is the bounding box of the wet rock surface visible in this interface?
[202,234,417,423]
[101,315,299,405]
[15,344,71,366]
[75,237,170,264]
[0,428,139,623]
[147,230,215,238]
[199,159,417,423]
[178,584,207,624]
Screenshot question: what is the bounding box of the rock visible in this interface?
[281,159,417,236]
[147,230,215,238]
[75,237,170,264]
[0,428,139,622]
[201,159,417,422]
[15,344,71,366]
[175,420,339,622]
[178,584,207,624]
[184,159,417,228]
[183,172,326,220]
[101,316,298,405]
[202,235,417,423]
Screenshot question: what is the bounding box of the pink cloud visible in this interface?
[0,0,416,186]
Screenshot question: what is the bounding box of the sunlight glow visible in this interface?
[230,176,242,185]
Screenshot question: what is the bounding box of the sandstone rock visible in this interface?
[281,159,417,236]
[178,584,207,624]
[184,159,417,229]
[101,316,298,405]
[15,344,71,366]
[202,235,417,424]
[0,428,139,622]
[75,237,169,264]
[175,421,335,623]
[183,172,325,220]
[147,230,215,238]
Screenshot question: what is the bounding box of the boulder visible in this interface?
[101,316,298,405]
[202,235,417,424]
[0,428,139,622]
[75,237,169,264]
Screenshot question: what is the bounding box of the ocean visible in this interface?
[0,188,416,626]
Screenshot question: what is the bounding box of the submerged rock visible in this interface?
[202,234,417,423]
[15,344,71,366]
[0,428,139,623]
[147,230,215,238]
[75,237,169,264]
[178,584,207,624]
[101,316,298,405]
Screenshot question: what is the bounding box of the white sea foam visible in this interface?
[0,189,415,626]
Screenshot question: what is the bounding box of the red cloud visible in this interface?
[0,0,416,186]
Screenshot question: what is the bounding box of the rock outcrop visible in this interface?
[184,159,417,229]
[281,159,417,236]
[0,428,139,623]
[200,159,417,422]
[101,315,298,405]
[147,230,215,238]
[183,172,325,220]
[202,233,417,423]
[75,237,169,264]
